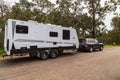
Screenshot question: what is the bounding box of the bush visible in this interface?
[0,33,4,48]
[0,48,5,56]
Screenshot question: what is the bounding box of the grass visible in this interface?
[104,44,120,48]
[0,48,5,57]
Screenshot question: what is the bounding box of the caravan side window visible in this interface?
[16,25,28,34]
[63,30,70,40]
[50,32,58,37]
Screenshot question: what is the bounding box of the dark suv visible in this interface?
[78,38,103,52]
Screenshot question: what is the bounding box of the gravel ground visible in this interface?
[0,47,120,80]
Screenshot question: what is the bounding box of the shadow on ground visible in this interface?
[0,50,100,67]
[0,52,77,67]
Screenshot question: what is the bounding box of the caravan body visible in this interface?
[4,19,79,59]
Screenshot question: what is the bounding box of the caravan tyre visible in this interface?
[37,51,41,59]
[40,50,49,60]
[49,50,58,59]
[29,53,37,58]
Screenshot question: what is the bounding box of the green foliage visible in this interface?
[11,0,34,21]
[80,0,116,38]
[112,16,120,29]
[0,48,5,56]
[106,16,120,44]
[0,33,4,48]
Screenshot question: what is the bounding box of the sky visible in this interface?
[5,0,120,30]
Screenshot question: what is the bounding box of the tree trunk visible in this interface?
[92,0,96,38]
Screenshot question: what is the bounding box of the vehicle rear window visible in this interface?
[79,39,86,43]
[88,39,94,43]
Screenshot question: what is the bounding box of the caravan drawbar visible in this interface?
[4,19,79,59]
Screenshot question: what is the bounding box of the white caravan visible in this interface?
[4,19,79,59]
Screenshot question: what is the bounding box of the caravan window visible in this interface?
[50,32,58,37]
[63,30,70,40]
[16,25,28,34]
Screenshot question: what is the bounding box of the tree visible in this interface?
[0,0,10,48]
[0,0,9,17]
[56,0,72,15]
[72,14,92,38]
[81,0,116,38]
[51,0,73,27]
[111,16,120,44]
[0,0,10,32]
[104,18,120,44]
[112,16,120,29]
[0,32,4,48]
[49,0,91,38]
[32,0,54,13]
[32,0,54,23]
[11,0,34,21]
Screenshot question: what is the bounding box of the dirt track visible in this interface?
[0,47,120,80]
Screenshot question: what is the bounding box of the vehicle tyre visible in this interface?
[49,50,58,59]
[99,46,103,51]
[58,48,63,54]
[77,49,82,52]
[40,50,49,60]
[77,49,80,52]
[29,46,37,58]
[89,47,93,52]
[36,51,41,59]
[29,53,37,58]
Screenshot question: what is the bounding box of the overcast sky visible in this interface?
[5,0,120,30]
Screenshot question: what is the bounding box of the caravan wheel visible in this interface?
[40,50,49,60]
[29,53,37,58]
[49,50,58,59]
[37,51,41,59]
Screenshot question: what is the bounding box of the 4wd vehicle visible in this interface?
[78,38,103,52]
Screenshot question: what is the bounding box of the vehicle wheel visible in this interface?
[29,53,37,58]
[89,47,93,52]
[40,50,49,60]
[29,46,37,58]
[58,49,63,54]
[49,50,58,59]
[99,46,103,51]
[36,51,41,59]
[77,49,82,52]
